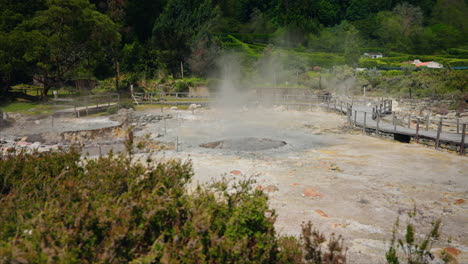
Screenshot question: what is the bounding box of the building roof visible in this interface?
[415,61,433,67]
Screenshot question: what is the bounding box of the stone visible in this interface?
[303,188,323,198]
[316,209,329,218]
[230,170,241,175]
[170,106,178,110]
[444,247,460,256]
[291,183,300,186]
[17,141,31,147]
[454,199,465,205]
[256,185,263,190]
[189,104,198,110]
[263,185,279,192]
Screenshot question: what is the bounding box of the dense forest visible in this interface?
[1,0,467,99]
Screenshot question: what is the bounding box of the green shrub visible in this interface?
[120,101,135,109]
[106,105,119,114]
[173,79,191,93]
[386,209,451,264]
[358,58,388,68]
[0,146,347,263]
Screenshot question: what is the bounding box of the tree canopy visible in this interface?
[0,0,467,99]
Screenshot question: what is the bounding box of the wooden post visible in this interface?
[415,119,420,143]
[180,61,184,79]
[408,114,411,128]
[457,118,460,134]
[363,112,367,132]
[354,110,357,127]
[161,105,163,113]
[376,112,380,133]
[425,115,429,130]
[460,124,466,155]
[393,112,396,132]
[176,136,179,152]
[435,118,442,150]
[347,107,351,123]
[334,100,336,110]
[340,101,343,112]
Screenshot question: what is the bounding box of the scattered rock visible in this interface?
[170,106,178,110]
[358,199,370,204]
[303,188,323,198]
[316,209,329,218]
[454,199,465,205]
[230,170,241,175]
[263,185,279,192]
[256,185,263,190]
[444,247,461,257]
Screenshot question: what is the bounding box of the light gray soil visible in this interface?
[133,107,468,264]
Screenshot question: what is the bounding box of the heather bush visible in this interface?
[0,147,347,263]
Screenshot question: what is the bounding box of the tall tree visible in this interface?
[18,0,120,98]
[152,0,219,76]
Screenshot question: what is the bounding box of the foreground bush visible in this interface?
[0,148,347,263]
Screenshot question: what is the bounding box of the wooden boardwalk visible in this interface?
[130,91,467,155]
[324,100,466,155]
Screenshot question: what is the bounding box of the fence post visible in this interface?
[393,112,396,132]
[408,114,411,128]
[457,118,460,134]
[415,119,420,143]
[363,112,367,133]
[85,97,89,116]
[354,110,357,127]
[425,115,429,130]
[435,118,442,150]
[376,112,380,134]
[460,124,466,155]
[347,107,351,123]
[340,101,343,112]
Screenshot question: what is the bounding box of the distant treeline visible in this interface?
[1,0,467,99]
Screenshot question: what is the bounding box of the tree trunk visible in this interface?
[115,61,120,90]
[41,81,51,101]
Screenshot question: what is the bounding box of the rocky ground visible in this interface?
[1,105,467,263]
